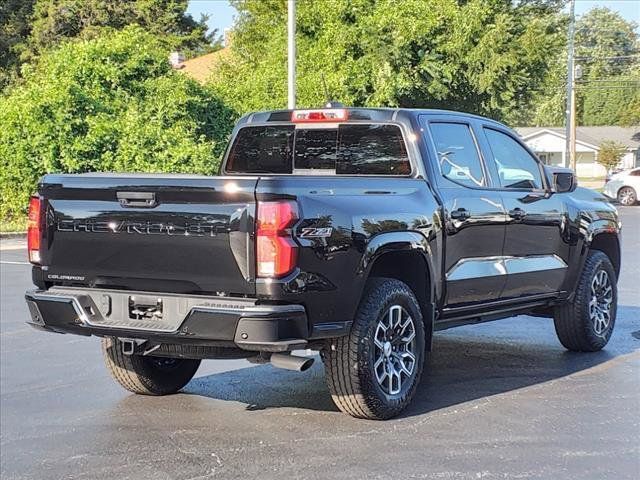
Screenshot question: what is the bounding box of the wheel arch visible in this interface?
[358,232,436,348]
[589,231,621,279]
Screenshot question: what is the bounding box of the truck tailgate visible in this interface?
[38,174,257,295]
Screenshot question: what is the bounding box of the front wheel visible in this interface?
[553,250,617,352]
[102,337,201,395]
[323,278,426,420]
[617,186,637,206]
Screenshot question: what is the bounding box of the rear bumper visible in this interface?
[25,287,309,352]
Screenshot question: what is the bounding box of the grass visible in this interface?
[0,218,27,234]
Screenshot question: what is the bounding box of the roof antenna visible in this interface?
[321,74,344,108]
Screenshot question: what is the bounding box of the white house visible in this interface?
[515,126,640,178]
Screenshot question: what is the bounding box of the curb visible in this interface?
[0,232,26,240]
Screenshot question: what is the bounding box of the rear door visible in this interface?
[476,125,569,298]
[40,174,257,295]
[421,115,507,308]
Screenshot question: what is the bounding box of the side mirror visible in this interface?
[546,167,577,193]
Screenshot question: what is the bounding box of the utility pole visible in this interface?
[571,64,582,172]
[570,86,577,171]
[287,0,296,109]
[565,0,576,170]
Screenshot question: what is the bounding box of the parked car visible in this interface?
[604,167,640,206]
[605,167,625,183]
[25,107,621,420]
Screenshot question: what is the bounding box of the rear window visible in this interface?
[225,124,410,175]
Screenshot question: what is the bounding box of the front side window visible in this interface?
[429,123,485,188]
[484,128,544,189]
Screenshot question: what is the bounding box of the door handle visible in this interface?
[450,208,471,220]
[508,207,526,220]
[117,191,157,208]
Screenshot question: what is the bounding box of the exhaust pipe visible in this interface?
[270,353,314,372]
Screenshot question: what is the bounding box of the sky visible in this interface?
[186,0,640,40]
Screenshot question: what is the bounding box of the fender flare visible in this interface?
[356,231,438,346]
[585,218,620,245]
[585,219,621,275]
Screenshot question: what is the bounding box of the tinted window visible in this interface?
[225,124,410,175]
[630,169,640,177]
[294,129,338,170]
[337,124,410,175]
[430,123,485,188]
[484,128,544,189]
[226,126,294,173]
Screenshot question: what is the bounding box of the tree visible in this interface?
[575,7,638,78]
[210,0,565,123]
[576,8,640,126]
[0,26,235,224]
[597,141,627,172]
[526,7,640,127]
[22,0,220,63]
[0,0,36,90]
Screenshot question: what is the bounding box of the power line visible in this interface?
[575,55,640,61]
[577,79,640,83]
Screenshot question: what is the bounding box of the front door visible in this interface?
[422,117,507,308]
[476,125,569,299]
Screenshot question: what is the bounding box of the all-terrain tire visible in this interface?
[102,337,201,395]
[553,250,617,352]
[323,278,426,420]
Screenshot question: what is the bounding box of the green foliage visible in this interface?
[0,26,235,224]
[24,0,219,61]
[210,0,564,123]
[581,76,640,126]
[597,141,627,171]
[527,7,639,127]
[576,8,640,126]
[575,7,638,78]
[0,0,36,90]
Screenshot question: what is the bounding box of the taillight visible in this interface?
[27,196,43,264]
[256,201,298,278]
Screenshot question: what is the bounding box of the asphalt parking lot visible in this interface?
[1,207,639,480]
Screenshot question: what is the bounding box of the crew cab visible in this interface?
[25,107,621,419]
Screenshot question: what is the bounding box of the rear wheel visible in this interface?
[553,250,617,352]
[101,337,201,395]
[617,186,637,206]
[323,278,426,420]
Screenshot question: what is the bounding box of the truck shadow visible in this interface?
[184,312,640,419]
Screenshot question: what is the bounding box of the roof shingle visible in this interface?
[515,126,640,149]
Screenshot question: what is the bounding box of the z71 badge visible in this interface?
[299,227,333,238]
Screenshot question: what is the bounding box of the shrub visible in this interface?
[0,25,235,225]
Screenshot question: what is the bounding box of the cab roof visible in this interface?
[238,107,506,129]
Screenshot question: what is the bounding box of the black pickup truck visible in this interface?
[25,107,621,419]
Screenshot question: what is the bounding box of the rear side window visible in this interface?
[225,124,410,175]
[429,123,485,188]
